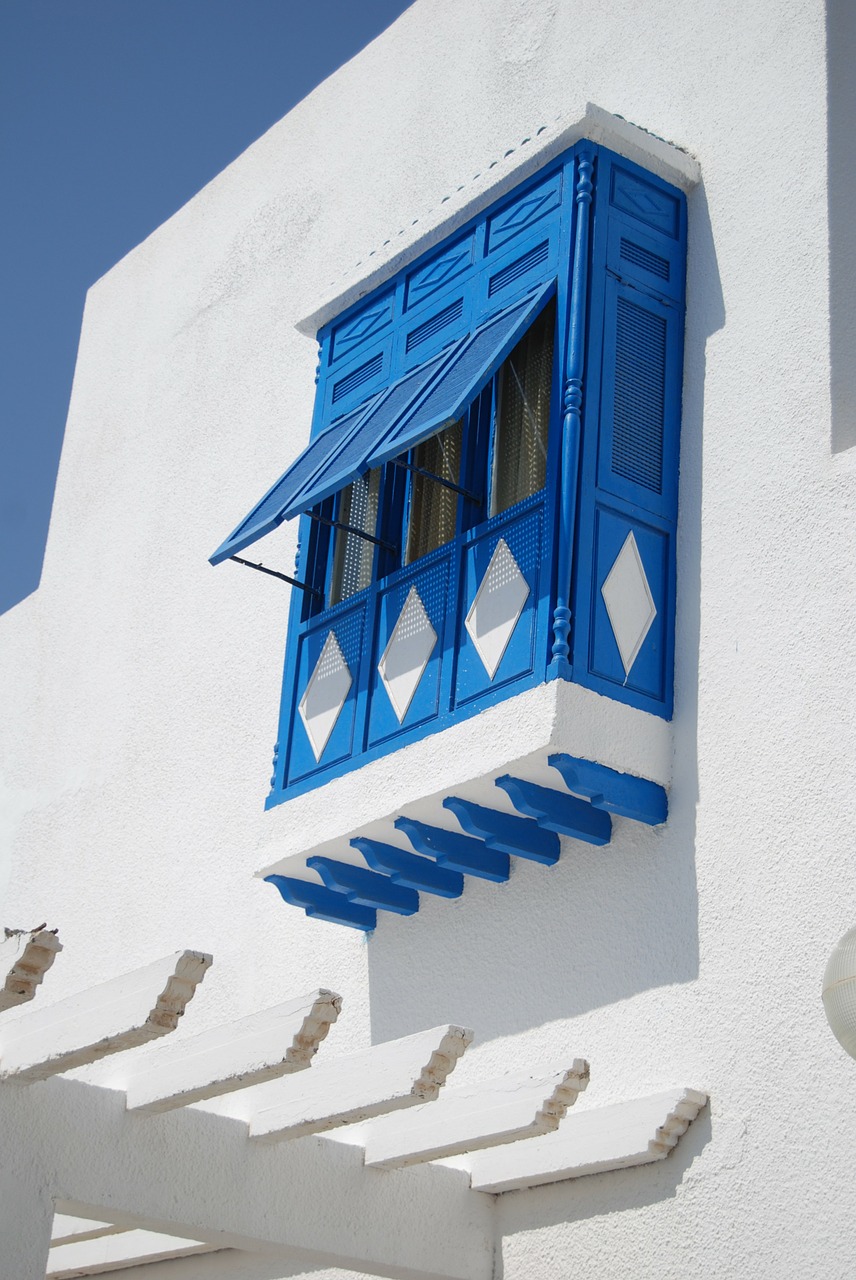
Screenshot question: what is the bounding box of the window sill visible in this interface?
[255,677,672,886]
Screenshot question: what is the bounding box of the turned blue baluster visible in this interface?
[550,150,594,677]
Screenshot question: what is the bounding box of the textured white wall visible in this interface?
[2,0,856,1277]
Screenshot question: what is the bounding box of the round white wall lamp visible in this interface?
[822,927,856,1060]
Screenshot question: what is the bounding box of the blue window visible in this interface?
[211,143,688,806]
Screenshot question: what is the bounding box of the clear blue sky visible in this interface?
[0,0,413,616]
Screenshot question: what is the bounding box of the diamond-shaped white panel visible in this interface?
[465,538,530,680]
[377,587,437,724]
[601,531,657,676]
[298,631,352,763]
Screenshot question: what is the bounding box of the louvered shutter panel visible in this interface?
[573,153,687,717]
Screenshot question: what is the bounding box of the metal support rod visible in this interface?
[303,509,397,554]
[392,458,482,505]
[229,555,324,599]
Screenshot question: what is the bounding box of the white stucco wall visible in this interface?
[2,0,856,1277]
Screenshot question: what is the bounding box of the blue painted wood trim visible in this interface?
[548,753,668,825]
[495,776,612,845]
[549,150,594,676]
[258,142,687,808]
[569,149,687,720]
[351,837,464,898]
[264,875,376,931]
[442,796,560,864]
[395,817,510,882]
[306,856,419,915]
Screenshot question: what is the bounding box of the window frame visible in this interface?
[316,301,558,614]
[251,141,686,806]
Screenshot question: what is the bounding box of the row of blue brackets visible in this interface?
[265,754,668,931]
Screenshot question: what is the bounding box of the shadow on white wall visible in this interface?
[366,183,725,1045]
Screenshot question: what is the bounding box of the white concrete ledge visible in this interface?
[363,1061,589,1169]
[50,1215,119,1247]
[257,680,670,882]
[468,1088,708,1193]
[0,951,212,1082]
[125,989,341,1113]
[250,1024,472,1141]
[46,1229,220,1277]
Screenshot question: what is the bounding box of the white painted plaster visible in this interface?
[363,1061,589,1167]
[248,1023,471,1139]
[600,530,657,676]
[468,1087,707,1191]
[2,0,856,1277]
[464,537,530,680]
[297,631,353,763]
[377,588,438,724]
[123,988,341,1111]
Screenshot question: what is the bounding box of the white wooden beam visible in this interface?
[0,928,62,1012]
[50,1215,120,1246]
[46,1229,220,1277]
[0,1139,55,1280]
[125,989,341,1112]
[4,1073,495,1280]
[250,1023,472,1141]
[468,1088,708,1193]
[0,950,212,1082]
[363,1060,590,1169]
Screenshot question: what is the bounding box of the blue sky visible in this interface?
[0,0,413,615]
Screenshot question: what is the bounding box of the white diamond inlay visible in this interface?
[465,538,530,680]
[298,631,352,762]
[601,531,657,676]
[378,587,437,724]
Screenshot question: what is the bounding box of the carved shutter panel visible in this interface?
[573,152,687,717]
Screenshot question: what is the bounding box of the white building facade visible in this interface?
[2,1,856,1277]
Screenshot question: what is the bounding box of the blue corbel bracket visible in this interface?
[495,776,612,845]
[306,856,419,916]
[264,753,666,931]
[395,817,510,883]
[264,874,376,932]
[351,838,464,899]
[548,754,668,825]
[443,796,560,865]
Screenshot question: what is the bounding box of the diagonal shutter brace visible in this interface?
[391,458,482,505]
[228,555,323,598]
[303,509,398,554]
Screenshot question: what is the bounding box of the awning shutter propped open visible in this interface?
[209,281,555,565]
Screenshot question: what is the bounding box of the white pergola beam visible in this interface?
[0,928,62,1013]
[125,989,341,1112]
[0,1151,55,1280]
[249,1024,472,1141]
[50,1215,120,1246]
[468,1088,708,1192]
[1,1074,494,1280]
[363,1060,589,1169]
[0,950,212,1082]
[46,1229,220,1277]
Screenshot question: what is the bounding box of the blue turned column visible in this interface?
[549,150,594,679]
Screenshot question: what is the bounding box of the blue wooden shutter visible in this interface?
[573,151,687,717]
